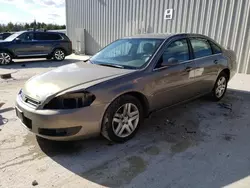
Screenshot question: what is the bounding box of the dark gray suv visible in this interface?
[0,31,72,65]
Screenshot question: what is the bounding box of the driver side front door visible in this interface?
[12,32,36,57]
[150,38,198,110]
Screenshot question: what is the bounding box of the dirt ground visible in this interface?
[1,56,250,188]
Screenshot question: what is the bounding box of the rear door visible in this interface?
[189,38,219,94]
[150,38,198,110]
[34,32,59,55]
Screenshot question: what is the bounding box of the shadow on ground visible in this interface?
[32,88,250,187]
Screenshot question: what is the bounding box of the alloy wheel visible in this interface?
[112,103,140,138]
[54,50,65,61]
[0,53,11,65]
[215,76,226,98]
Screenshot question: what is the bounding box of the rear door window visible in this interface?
[190,38,212,58]
[34,33,61,41]
[34,33,48,41]
[48,33,62,40]
[209,41,222,54]
[162,39,190,63]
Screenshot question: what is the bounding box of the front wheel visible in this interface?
[0,52,12,65]
[101,95,143,143]
[211,72,228,101]
[53,49,65,61]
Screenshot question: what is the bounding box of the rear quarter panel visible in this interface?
[223,49,237,80]
[51,40,72,56]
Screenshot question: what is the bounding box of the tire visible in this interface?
[101,95,143,143]
[0,52,12,65]
[53,49,65,61]
[211,72,228,101]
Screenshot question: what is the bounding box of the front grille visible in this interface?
[26,97,40,107]
[21,92,41,107]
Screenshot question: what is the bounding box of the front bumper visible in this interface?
[15,93,108,141]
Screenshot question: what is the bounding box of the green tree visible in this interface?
[6,22,14,32]
[0,22,65,32]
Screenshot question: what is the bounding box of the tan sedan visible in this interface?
[15,33,237,142]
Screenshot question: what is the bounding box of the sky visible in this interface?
[0,0,65,25]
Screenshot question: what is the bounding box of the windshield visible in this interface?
[90,38,164,69]
[4,32,22,41]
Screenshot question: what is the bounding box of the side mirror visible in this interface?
[161,57,179,67]
[15,38,21,43]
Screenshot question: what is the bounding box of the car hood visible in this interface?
[23,62,135,101]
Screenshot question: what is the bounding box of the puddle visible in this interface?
[104,156,147,187]
[171,140,193,154]
[82,156,147,187]
[123,156,147,179]
[144,146,160,156]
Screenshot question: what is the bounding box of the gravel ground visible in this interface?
[1,55,250,188]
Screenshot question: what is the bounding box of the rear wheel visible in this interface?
[0,52,12,65]
[101,95,143,143]
[211,72,228,101]
[53,49,65,61]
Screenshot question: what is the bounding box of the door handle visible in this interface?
[185,67,192,72]
[214,60,218,64]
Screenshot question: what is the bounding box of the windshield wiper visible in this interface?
[98,63,124,69]
[83,59,92,63]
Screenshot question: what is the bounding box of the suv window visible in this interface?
[209,41,222,54]
[190,38,212,58]
[162,39,190,63]
[48,33,62,40]
[34,33,62,41]
[34,33,47,40]
[18,32,34,41]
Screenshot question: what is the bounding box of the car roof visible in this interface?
[123,33,174,39]
[34,31,64,34]
[15,30,64,35]
[123,33,210,40]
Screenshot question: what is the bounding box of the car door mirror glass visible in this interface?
[161,57,179,67]
[15,38,21,43]
[168,57,179,64]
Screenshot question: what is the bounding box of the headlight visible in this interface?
[44,92,96,109]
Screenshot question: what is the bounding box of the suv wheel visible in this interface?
[101,95,143,143]
[53,49,65,61]
[0,52,12,65]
